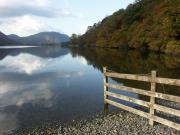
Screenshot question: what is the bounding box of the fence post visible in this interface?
[149,70,157,126]
[103,67,108,103]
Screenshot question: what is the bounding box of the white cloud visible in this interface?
[33,0,51,6]
[80,24,89,34]
[0,0,83,18]
[0,0,53,18]
[0,6,56,18]
[0,0,84,36]
[0,16,53,36]
[0,0,50,7]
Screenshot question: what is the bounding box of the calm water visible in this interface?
[0,46,179,134]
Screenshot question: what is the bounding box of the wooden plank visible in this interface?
[152,115,180,130]
[105,71,180,86]
[105,72,150,82]
[106,90,180,116]
[105,91,150,108]
[103,67,108,103]
[154,92,180,103]
[105,83,150,96]
[105,83,180,103]
[105,99,150,119]
[149,71,156,126]
[154,104,180,117]
[156,77,180,86]
[106,99,180,130]
[106,91,180,117]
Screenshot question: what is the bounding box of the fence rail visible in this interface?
[103,67,180,130]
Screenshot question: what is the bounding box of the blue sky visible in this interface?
[0,0,134,36]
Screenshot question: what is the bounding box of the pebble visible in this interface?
[10,112,180,135]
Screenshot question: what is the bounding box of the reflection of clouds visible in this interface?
[0,81,14,95]
[0,112,18,135]
[77,70,84,77]
[0,80,54,107]
[63,70,84,78]
[77,56,88,65]
[0,69,85,107]
[0,53,87,76]
[0,52,86,107]
[15,88,53,107]
[0,53,45,74]
[0,52,87,133]
[0,70,86,134]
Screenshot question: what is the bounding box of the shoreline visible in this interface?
[11,111,179,135]
[67,45,180,57]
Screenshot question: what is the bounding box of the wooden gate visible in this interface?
[103,67,180,130]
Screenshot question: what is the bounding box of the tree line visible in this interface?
[71,0,180,55]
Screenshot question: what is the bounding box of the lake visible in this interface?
[0,46,179,134]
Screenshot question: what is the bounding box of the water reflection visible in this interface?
[70,48,180,77]
[0,46,96,134]
[0,46,179,134]
[0,112,19,135]
[70,48,180,95]
[0,46,69,60]
[0,54,46,74]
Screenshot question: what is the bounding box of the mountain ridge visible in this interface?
[0,31,18,46]
[8,32,70,45]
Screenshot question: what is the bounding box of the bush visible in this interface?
[165,40,180,55]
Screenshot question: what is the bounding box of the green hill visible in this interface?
[71,0,180,55]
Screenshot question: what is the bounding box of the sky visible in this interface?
[0,0,134,36]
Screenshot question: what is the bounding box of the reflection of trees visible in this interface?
[0,49,14,60]
[70,48,180,96]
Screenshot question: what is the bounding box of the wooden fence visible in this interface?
[103,67,180,130]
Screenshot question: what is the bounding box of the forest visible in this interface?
[71,0,180,55]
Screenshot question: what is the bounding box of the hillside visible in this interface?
[0,32,18,46]
[71,0,180,55]
[8,32,70,45]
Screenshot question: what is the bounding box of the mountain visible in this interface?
[8,34,21,41]
[0,32,18,46]
[8,32,70,45]
[71,0,180,55]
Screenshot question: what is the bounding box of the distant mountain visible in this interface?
[8,34,21,41]
[0,32,18,46]
[8,32,70,45]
